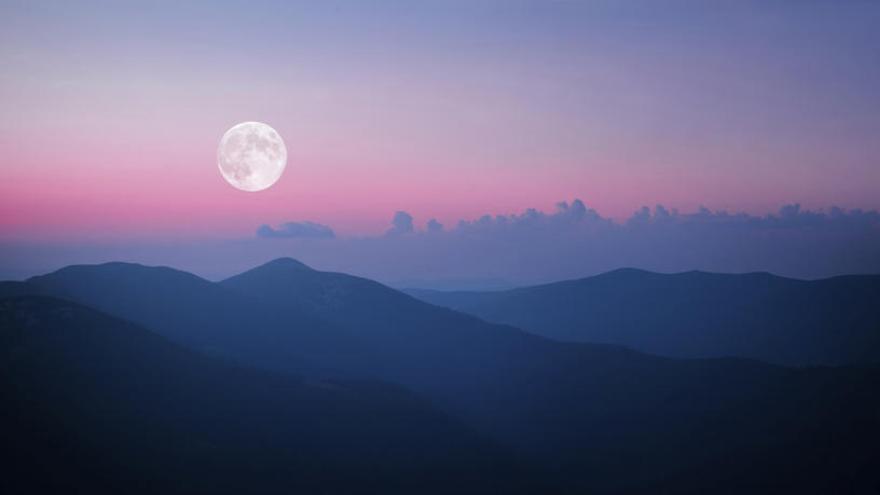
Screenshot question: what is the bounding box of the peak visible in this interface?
[220,258,316,285]
[258,258,314,271]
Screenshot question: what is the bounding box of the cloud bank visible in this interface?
[257,200,880,288]
[256,221,335,239]
[2,200,879,288]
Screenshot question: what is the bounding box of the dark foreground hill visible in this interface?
[0,296,538,495]
[406,268,880,366]
[5,260,880,493]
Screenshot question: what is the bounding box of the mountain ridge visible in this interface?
[5,260,880,493]
[405,267,880,366]
[1,294,537,494]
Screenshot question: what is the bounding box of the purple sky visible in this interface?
[1,1,879,283]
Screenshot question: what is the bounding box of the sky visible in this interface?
[1,1,879,283]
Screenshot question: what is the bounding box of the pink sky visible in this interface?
[2,1,879,241]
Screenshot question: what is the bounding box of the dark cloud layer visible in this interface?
[257,221,335,239]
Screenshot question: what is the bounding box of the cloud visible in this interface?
[446,200,880,237]
[426,218,444,233]
[622,203,880,231]
[344,199,880,285]
[256,221,335,239]
[453,199,610,235]
[4,200,879,287]
[387,211,414,236]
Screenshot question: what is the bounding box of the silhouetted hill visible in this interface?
[23,261,358,376]
[0,280,49,298]
[406,269,880,366]
[7,260,880,493]
[221,259,880,493]
[0,296,538,495]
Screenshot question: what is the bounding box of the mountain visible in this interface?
[7,260,880,493]
[20,261,360,377]
[405,268,880,366]
[221,259,880,493]
[0,295,538,494]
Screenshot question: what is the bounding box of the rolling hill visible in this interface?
[0,295,537,494]
[406,268,880,366]
[5,260,880,493]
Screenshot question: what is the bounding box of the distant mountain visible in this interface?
[7,260,880,493]
[0,296,537,495]
[406,268,880,366]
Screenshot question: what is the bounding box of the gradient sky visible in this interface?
[2,0,879,241]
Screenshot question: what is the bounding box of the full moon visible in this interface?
[217,121,287,192]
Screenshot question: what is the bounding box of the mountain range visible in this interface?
[1,296,534,494]
[3,260,879,493]
[406,268,880,366]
